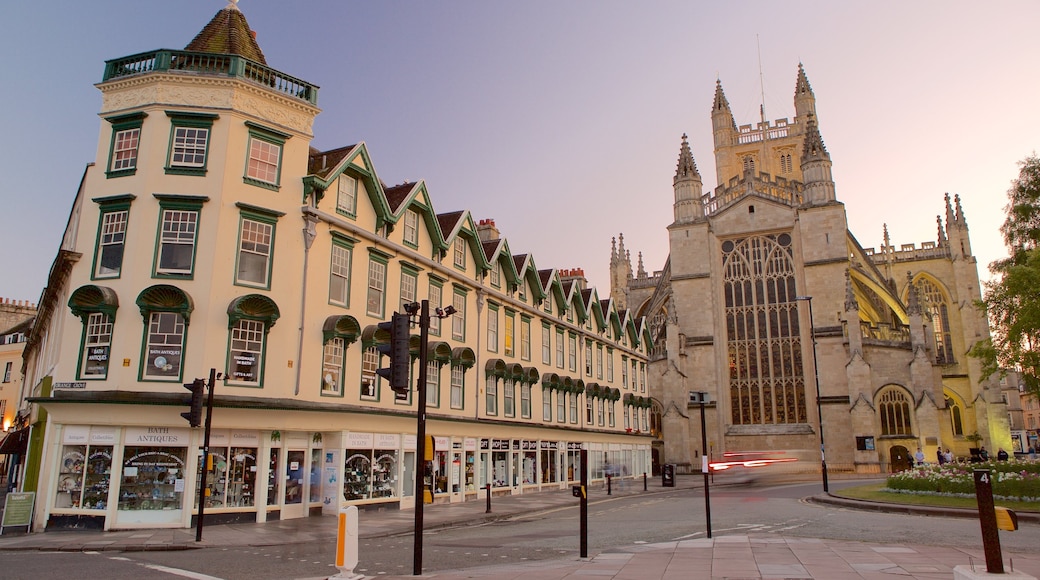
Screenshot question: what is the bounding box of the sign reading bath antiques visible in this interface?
[123,426,190,445]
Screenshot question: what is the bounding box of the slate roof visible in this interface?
[185,3,267,65]
[308,145,357,178]
[481,240,500,261]
[437,211,465,237]
[384,183,416,213]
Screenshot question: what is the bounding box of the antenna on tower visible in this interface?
[757,34,766,124]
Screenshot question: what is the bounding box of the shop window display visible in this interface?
[522,443,537,485]
[55,445,113,510]
[344,449,373,500]
[118,447,186,511]
[432,450,449,494]
[371,451,398,499]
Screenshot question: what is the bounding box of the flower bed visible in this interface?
[886,461,1040,502]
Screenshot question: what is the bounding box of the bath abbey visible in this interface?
[611,65,1007,473]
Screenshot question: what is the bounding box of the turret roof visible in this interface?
[185,0,267,65]
[674,133,700,181]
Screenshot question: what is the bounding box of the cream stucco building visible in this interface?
[12,4,651,532]
[614,66,1008,475]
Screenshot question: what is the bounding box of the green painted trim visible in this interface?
[136,309,188,383]
[330,231,359,246]
[317,335,347,398]
[233,211,278,290]
[244,121,292,140]
[328,237,354,309]
[92,193,137,206]
[243,127,286,190]
[366,256,388,319]
[367,247,392,262]
[164,111,216,176]
[164,110,219,121]
[152,197,206,279]
[235,202,286,219]
[223,318,267,388]
[89,203,132,281]
[104,114,146,179]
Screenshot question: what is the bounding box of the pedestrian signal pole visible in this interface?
[412,300,429,576]
[195,367,218,542]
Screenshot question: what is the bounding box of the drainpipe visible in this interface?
[294,209,319,396]
[475,289,486,419]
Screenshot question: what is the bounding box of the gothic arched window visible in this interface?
[723,233,806,425]
[945,394,964,436]
[914,277,955,365]
[879,387,913,436]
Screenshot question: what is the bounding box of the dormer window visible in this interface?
[453,237,466,269]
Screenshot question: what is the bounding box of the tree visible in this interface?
[971,154,1040,392]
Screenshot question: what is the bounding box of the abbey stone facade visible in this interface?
[611,66,1009,473]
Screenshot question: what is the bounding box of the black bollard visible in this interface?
[607,474,612,495]
[643,472,647,491]
[485,483,491,513]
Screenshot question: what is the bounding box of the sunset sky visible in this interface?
[2,1,1038,304]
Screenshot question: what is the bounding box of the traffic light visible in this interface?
[182,378,205,427]
[376,312,411,398]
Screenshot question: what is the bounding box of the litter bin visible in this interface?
[662,463,675,487]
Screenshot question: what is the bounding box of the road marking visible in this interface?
[141,564,225,580]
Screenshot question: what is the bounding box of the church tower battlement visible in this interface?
[712,65,822,190]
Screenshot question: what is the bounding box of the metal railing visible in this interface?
[103,50,318,105]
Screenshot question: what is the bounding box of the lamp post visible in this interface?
[795,295,828,493]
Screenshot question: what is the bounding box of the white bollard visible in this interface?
[330,505,362,580]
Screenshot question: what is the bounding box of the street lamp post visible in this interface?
[795,295,829,493]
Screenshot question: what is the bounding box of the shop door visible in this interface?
[889,445,912,472]
[282,449,306,519]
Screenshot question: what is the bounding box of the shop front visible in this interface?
[116,426,191,527]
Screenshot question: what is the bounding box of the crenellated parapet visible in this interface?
[701,171,804,217]
[863,241,951,264]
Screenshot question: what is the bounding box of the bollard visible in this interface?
[331,505,363,579]
[643,472,647,491]
[607,474,612,495]
[485,483,492,513]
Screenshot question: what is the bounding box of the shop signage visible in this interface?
[147,345,181,377]
[232,431,260,446]
[511,440,520,450]
[230,350,258,382]
[123,426,190,446]
[464,438,476,451]
[491,439,509,450]
[63,425,90,444]
[479,439,490,450]
[83,345,110,377]
[540,441,558,450]
[403,434,417,451]
[1,492,35,533]
[522,440,537,450]
[53,382,87,389]
[375,433,400,449]
[346,432,373,448]
[435,436,450,450]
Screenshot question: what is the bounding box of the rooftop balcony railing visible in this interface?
[103,50,319,105]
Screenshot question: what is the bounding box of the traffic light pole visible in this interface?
[196,367,217,542]
[412,300,430,576]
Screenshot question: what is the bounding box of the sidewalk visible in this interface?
[2,476,1040,579]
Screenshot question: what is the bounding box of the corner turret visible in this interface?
[673,134,704,224]
[794,63,816,121]
[711,80,737,181]
[800,114,835,205]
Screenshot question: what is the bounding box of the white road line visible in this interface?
[141,563,226,580]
